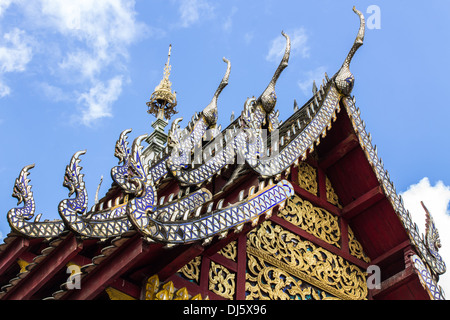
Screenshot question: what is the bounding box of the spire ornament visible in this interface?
[147,45,178,121]
[144,45,177,159]
[334,7,365,96]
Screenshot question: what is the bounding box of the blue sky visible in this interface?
[0,0,450,295]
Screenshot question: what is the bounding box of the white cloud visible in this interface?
[39,82,70,102]
[222,6,237,33]
[0,0,13,18]
[77,76,123,126]
[0,0,148,124]
[37,0,146,80]
[400,177,450,297]
[244,32,254,45]
[37,0,146,124]
[0,27,33,97]
[0,80,10,97]
[266,27,310,63]
[36,0,146,124]
[297,66,327,96]
[59,50,103,81]
[0,28,32,73]
[177,0,215,28]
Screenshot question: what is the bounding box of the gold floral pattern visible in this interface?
[246,221,368,300]
[208,261,236,299]
[348,226,370,263]
[246,254,339,300]
[297,162,318,195]
[279,195,341,248]
[218,241,237,261]
[326,176,341,208]
[177,255,202,283]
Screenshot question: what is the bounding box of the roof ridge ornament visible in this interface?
[334,7,365,96]
[202,57,231,126]
[421,201,446,276]
[7,164,65,238]
[59,150,89,225]
[256,31,290,114]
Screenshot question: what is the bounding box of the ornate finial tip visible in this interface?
[352,6,361,14]
[74,150,86,157]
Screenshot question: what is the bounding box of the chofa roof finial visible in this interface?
[202,57,231,126]
[421,201,442,252]
[334,6,365,96]
[256,31,291,114]
[420,201,446,276]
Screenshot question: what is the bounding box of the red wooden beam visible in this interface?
[235,233,247,300]
[371,266,417,299]
[109,277,141,299]
[69,253,93,268]
[199,255,211,294]
[3,233,82,300]
[167,273,225,300]
[319,133,359,169]
[126,242,203,283]
[341,185,385,220]
[127,219,258,285]
[18,251,37,264]
[270,215,369,270]
[158,244,204,281]
[370,240,411,266]
[340,218,349,254]
[0,237,30,275]
[204,229,244,257]
[292,181,341,216]
[61,234,148,300]
[316,166,327,201]
[208,252,237,273]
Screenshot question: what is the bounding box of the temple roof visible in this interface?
[0,7,445,300]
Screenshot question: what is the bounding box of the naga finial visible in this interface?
[9,164,66,238]
[94,175,103,204]
[420,201,446,276]
[114,128,132,165]
[63,150,86,197]
[422,201,442,252]
[256,31,290,114]
[11,164,35,211]
[167,117,183,148]
[202,57,231,126]
[334,6,365,96]
[128,134,150,193]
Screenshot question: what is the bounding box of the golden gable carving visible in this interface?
[246,221,368,300]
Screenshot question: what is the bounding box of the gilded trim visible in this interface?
[279,195,340,248]
[247,221,368,300]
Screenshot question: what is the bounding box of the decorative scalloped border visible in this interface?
[342,96,446,281]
